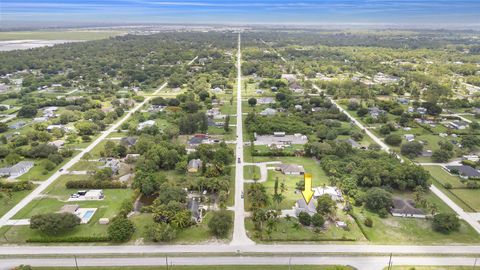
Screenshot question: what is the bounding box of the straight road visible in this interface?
[1,255,479,270]
[231,32,254,246]
[1,244,479,256]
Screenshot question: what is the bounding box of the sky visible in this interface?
[1,0,480,27]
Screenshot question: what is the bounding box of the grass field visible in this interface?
[244,157,328,210]
[245,211,366,242]
[244,165,260,180]
[0,189,34,217]
[423,166,464,188]
[131,211,233,244]
[0,31,124,41]
[352,195,480,244]
[35,266,352,270]
[388,267,476,270]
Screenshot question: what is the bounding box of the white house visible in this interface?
[313,186,343,201]
[404,134,415,142]
[137,120,156,130]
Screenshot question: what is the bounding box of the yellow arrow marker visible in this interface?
[301,173,314,205]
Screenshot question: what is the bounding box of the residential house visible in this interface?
[257,97,275,105]
[397,98,409,105]
[137,120,156,130]
[120,137,137,147]
[404,134,415,142]
[0,161,34,178]
[448,120,469,130]
[294,198,317,217]
[276,164,305,175]
[281,74,297,83]
[254,133,308,146]
[259,108,277,116]
[9,121,25,130]
[48,140,65,149]
[368,107,385,119]
[445,165,480,179]
[99,158,120,175]
[313,186,343,201]
[416,107,427,115]
[463,155,479,162]
[187,159,202,173]
[391,197,426,218]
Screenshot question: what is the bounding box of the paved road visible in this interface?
[230,32,254,246]
[0,82,168,227]
[1,255,478,270]
[1,244,480,256]
[430,185,480,233]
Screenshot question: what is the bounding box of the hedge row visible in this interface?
[27,236,110,243]
[65,180,127,189]
[0,181,34,191]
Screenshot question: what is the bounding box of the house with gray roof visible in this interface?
[445,165,480,179]
[276,164,305,175]
[0,161,34,178]
[294,198,317,217]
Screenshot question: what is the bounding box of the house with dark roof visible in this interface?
[391,197,426,218]
[445,165,480,179]
[120,137,137,147]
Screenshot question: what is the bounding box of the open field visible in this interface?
[0,31,124,41]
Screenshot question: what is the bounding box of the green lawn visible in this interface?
[245,212,365,242]
[17,155,75,182]
[352,204,480,244]
[131,211,233,244]
[388,267,476,270]
[70,161,103,171]
[0,189,34,217]
[423,166,464,188]
[35,266,352,270]
[245,157,329,210]
[0,30,124,41]
[450,189,480,211]
[244,165,260,180]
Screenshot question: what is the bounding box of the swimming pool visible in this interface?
[77,208,97,224]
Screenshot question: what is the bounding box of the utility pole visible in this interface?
[166,256,169,270]
[474,257,477,270]
[74,255,79,270]
[387,253,393,270]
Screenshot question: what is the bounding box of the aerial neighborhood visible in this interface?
[0,27,479,270]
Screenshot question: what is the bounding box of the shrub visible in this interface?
[208,211,232,238]
[311,213,325,228]
[432,213,460,234]
[26,236,110,243]
[444,183,453,189]
[364,217,373,227]
[30,213,81,235]
[467,181,479,189]
[385,134,402,146]
[65,180,126,189]
[0,181,34,191]
[147,223,177,242]
[108,217,135,242]
[298,212,312,226]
